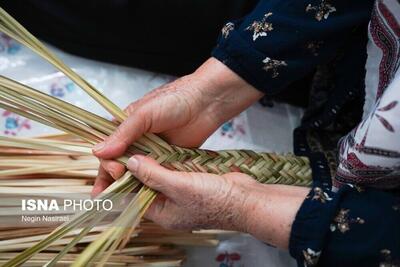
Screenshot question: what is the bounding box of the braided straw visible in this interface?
[0,135,312,186]
[160,148,312,186]
[0,135,312,185]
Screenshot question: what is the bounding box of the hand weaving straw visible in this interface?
[0,137,220,267]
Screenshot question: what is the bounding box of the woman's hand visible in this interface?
[92,57,263,196]
[127,155,310,249]
[90,56,307,249]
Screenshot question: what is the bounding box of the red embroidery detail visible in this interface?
[216,252,241,267]
[375,114,394,132]
[378,1,400,37]
[377,100,398,111]
[335,2,400,188]
[370,1,400,99]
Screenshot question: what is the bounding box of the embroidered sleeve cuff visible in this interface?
[289,186,343,267]
[212,26,303,95]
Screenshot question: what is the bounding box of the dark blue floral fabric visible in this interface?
[290,183,400,267]
[212,0,374,95]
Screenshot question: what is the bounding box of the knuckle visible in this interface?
[112,127,125,141]
[139,166,154,185]
[112,128,131,149]
[125,100,148,117]
[124,102,138,115]
[137,107,153,132]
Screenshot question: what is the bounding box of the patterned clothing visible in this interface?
[213,0,400,266]
[336,0,400,189]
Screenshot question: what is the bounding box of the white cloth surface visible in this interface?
[0,36,303,267]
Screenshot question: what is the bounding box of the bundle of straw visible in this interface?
[0,6,312,266]
[0,135,220,266]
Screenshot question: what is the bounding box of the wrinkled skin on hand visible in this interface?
[127,155,256,231]
[126,155,309,249]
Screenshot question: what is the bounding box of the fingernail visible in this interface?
[93,142,105,152]
[127,157,139,173]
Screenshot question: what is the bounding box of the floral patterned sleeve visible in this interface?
[212,0,374,95]
[290,184,400,267]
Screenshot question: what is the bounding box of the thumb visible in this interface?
[92,109,149,159]
[127,155,190,197]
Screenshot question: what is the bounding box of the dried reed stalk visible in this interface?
[0,6,312,266]
[0,137,218,266]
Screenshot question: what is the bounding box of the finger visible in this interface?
[100,159,126,180]
[127,155,190,197]
[92,107,150,159]
[222,172,258,186]
[144,194,180,230]
[144,194,167,222]
[91,166,115,198]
